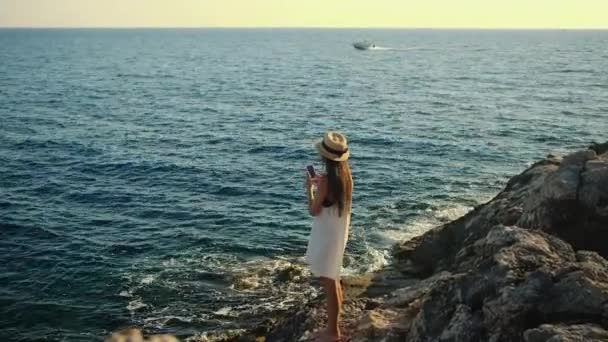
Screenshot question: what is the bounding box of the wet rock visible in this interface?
[590,141,608,155]
[251,318,276,336]
[353,309,399,339]
[342,273,374,298]
[276,265,304,282]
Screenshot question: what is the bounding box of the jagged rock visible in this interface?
[386,271,453,307]
[438,305,478,342]
[539,251,608,322]
[389,144,608,342]
[405,274,475,342]
[276,265,304,282]
[561,149,597,167]
[387,144,608,341]
[580,157,608,212]
[496,205,523,226]
[352,309,399,339]
[590,141,608,155]
[402,225,568,341]
[523,324,608,342]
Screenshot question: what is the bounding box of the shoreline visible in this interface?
[239,141,608,341]
[107,141,608,341]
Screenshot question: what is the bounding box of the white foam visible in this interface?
[213,307,233,316]
[369,46,391,50]
[140,275,156,285]
[345,203,474,275]
[369,46,422,51]
[231,257,311,284]
[377,204,473,244]
[127,299,148,311]
[120,204,475,330]
[434,205,472,222]
[161,258,177,267]
[343,246,390,275]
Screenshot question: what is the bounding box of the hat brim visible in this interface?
[314,139,350,162]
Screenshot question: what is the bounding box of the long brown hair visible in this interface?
[324,157,353,217]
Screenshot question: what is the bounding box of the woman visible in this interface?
[305,131,353,342]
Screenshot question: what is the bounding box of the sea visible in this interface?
[1,29,607,341]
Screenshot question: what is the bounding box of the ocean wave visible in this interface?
[343,245,389,275]
[120,254,318,333]
[368,202,473,247]
[548,69,596,74]
[4,29,607,341]
[116,73,175,79]
[247,145,288,154]
[107,242,150,255]
[127,299,148,311]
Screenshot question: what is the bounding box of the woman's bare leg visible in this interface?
[321,277,341,340]
[337,279,345,339]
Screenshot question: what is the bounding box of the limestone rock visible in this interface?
[353,309,398,338]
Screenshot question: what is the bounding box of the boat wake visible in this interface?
[353,40,422,51]
[368,46,423,51]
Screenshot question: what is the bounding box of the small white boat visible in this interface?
[353,41,376,50]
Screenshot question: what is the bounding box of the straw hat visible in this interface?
[314,131,350,162]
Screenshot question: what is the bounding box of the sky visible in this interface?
[0,0,607,29]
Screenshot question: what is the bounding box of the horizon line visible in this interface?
[1,26,607,30]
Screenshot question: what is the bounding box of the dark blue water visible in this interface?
[1,29,607,341]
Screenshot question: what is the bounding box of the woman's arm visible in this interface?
[306,174,327,216]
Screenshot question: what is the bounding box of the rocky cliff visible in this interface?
[259,142,608,342]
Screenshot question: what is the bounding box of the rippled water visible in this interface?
[1,29,607,341]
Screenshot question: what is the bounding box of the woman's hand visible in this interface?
[305,172,313,192]
[306,174,326,216]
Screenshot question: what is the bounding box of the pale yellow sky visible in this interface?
[0,0,607,28]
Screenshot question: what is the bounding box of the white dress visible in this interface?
[305,203,351,280]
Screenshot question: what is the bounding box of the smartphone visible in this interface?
[306,165,316,178]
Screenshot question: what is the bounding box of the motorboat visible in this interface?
[353,41,376,50]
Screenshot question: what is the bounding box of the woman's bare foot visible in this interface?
[311,329,343,342]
